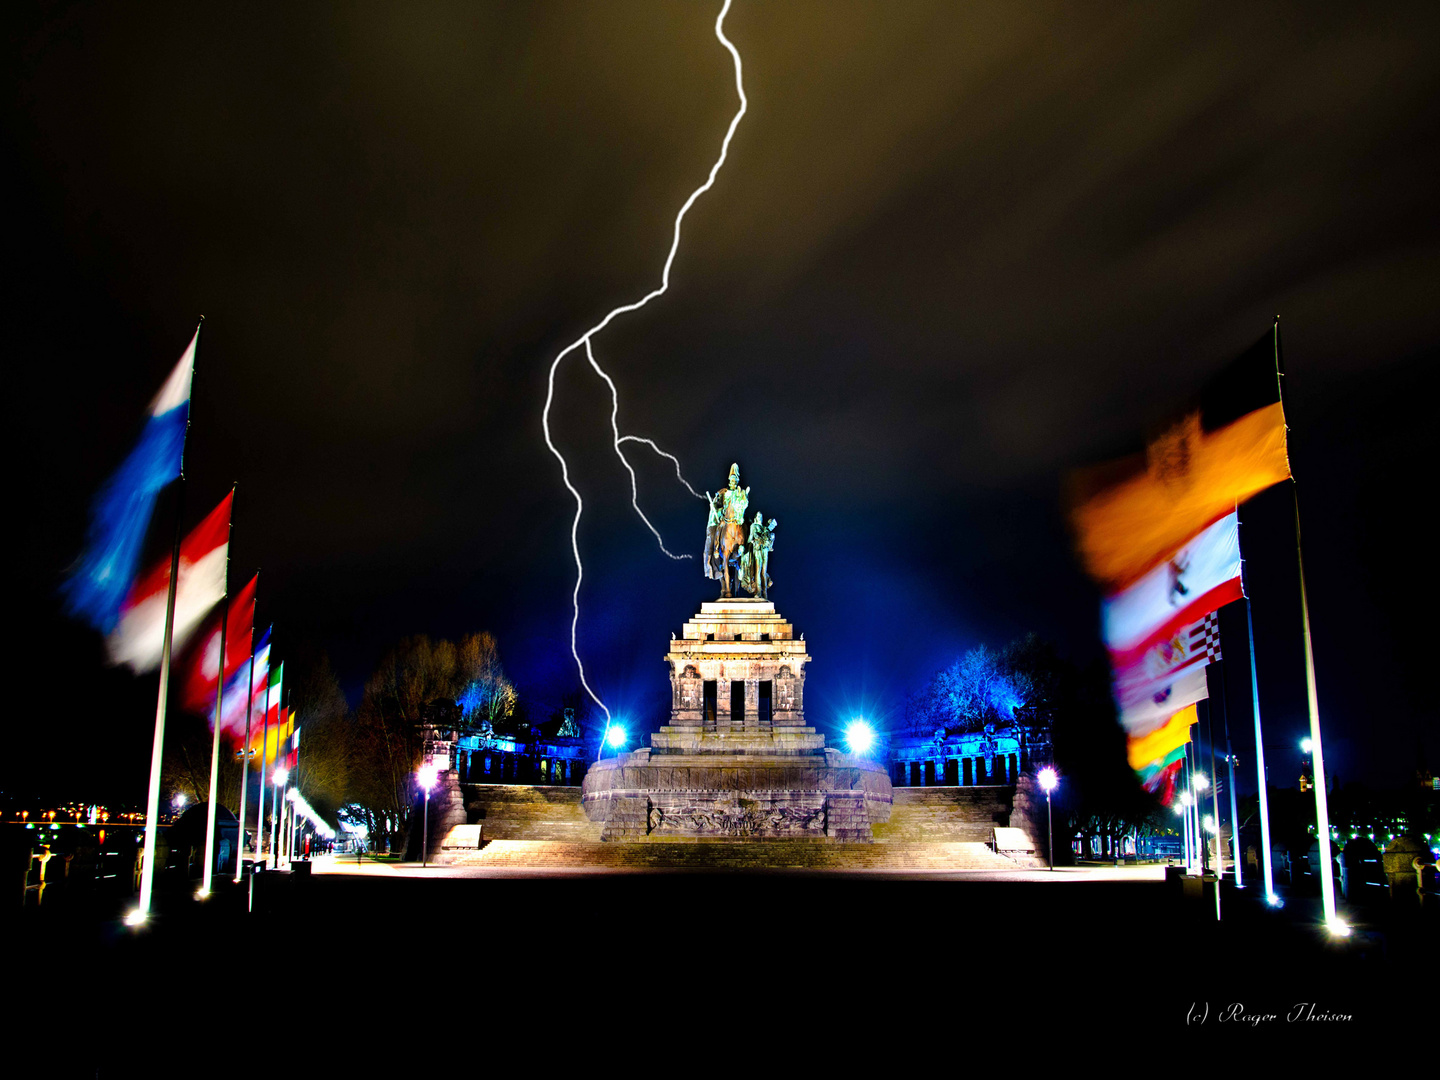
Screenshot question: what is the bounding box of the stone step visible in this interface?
[462,784,601,842]
[438,839,1035,871]
[872,786,1012,844]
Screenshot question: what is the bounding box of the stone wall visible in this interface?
[581,749,892,843]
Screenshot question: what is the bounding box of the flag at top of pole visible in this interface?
[62,327,198,634]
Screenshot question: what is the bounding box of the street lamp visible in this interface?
[1037,767,1058,871]
[417,765,439,868]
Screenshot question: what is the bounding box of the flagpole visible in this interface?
[199,485,237,896]
[1293,490,1339,927]
[199,548,230,895]
[1267,321,1342,931]
[272,686,289,867]
[233,604,257,883]
[1243,595,1277,901]
[132,321,202,925]
[1201,697,1223,918]
[1217,656,1243,888]
[256,660,274,873]
[134,479,185,924]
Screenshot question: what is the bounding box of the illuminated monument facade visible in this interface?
[582,464,893,841]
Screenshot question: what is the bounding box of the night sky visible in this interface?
[8,2,1437,803]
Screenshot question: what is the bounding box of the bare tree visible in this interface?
[290,651,353,819]
[456,631,516,732]
[349,635,464,852]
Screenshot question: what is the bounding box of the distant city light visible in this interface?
[845,719,876,756]
[172,793,188,810]
[606,725,628,749]
[273,766,289,787]
[1203,815,1216,834]
[1037,767,1058,793]
[1193,774,1209,791]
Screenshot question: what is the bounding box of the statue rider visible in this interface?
[716,463,749,598]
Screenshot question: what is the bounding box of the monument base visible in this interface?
[582,748,892,842]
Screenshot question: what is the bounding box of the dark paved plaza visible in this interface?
[5,860,1432,1063]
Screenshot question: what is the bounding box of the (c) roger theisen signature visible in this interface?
[1187,1002,1354,1025]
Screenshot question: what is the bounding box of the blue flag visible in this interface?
[63,329,196,633]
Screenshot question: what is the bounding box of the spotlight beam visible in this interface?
[540,0,747,721]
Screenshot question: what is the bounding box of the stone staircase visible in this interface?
[872,787,1012,844]
[441,839,1029,871]
[462,784,601,843]
[441,782,1042,870]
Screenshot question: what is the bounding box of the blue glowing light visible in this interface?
[606,725,628,749]
[845,719,876,756]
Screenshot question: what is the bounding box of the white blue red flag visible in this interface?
[62,330,196,633]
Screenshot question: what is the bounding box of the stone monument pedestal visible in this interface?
[582,599,892,842]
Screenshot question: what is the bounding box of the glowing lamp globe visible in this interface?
[606,725,628,749]
[844,719,876,756]
[1037,767,1058,793]
[417,765,439,791]
[1300,738,1314,753]
[272,766,289,787]
[1194,773,1209,791]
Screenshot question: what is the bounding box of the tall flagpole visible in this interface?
[1218,655,1242,888]
[200,532,231,895]
[134,478,185,924]
[200,485,237,896]
[233,602,258,883]
[1274,322,1342,929]
[1294,492,1339,926]
[133,319,201,925]
[1245,596,1276,901]
[256,661,274,872]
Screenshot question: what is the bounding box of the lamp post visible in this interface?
[417,765,438,868]
[1193,772,1210,873]
[1037,767,1058,871]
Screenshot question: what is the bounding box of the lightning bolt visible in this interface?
[541,0,747,722]
[585,338,703,562]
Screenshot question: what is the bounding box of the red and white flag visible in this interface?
[107,492,232,673]
[1103,511,1241,670]
[1113,610,1222,711]
[181,572,256,715]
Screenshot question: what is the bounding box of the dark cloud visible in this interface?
[8,1,1437,799]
